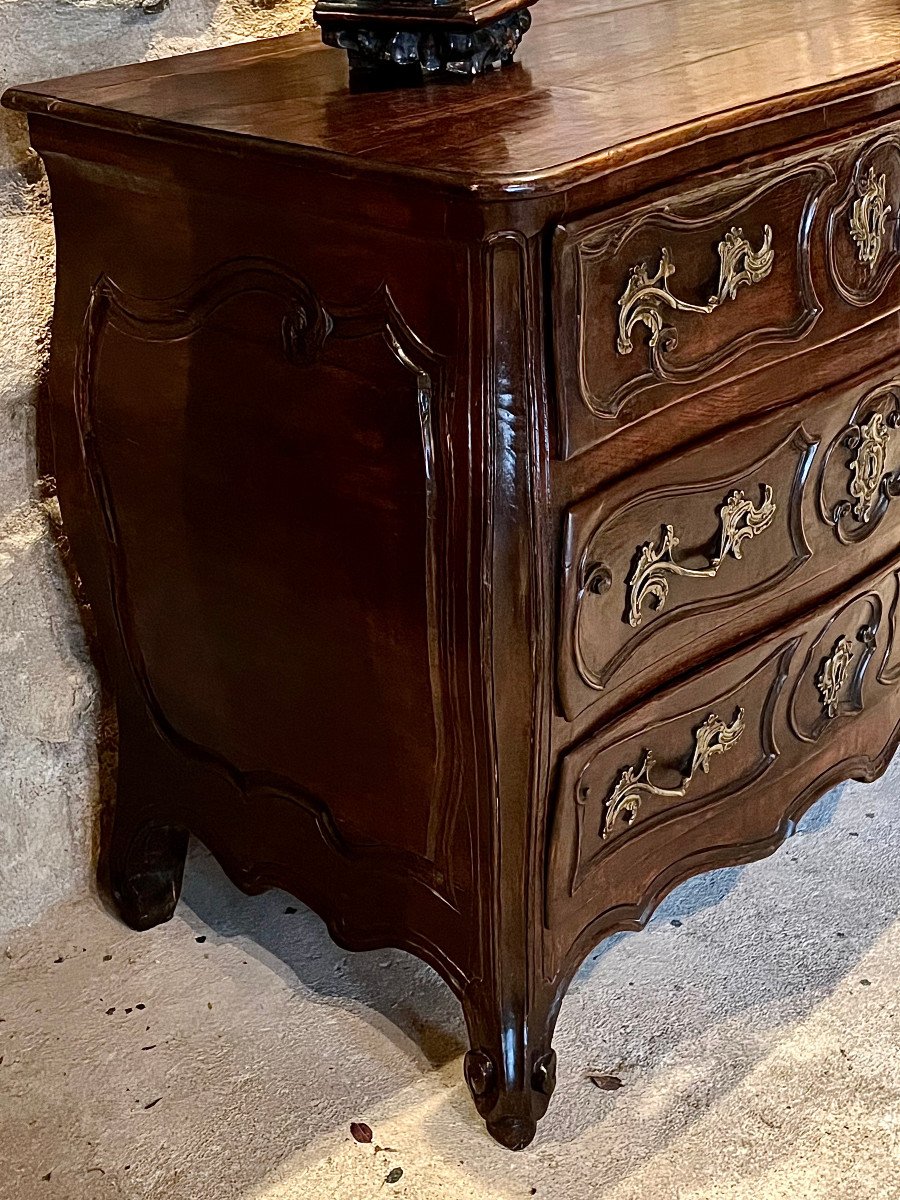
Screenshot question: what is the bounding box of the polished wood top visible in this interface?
[7,0,900,196]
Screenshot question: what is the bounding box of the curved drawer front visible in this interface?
[546,560,900,937]
[559,363,900,724]
[554,125,900,460]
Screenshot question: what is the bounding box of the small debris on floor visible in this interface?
[350,1121,373,1144]
[587,1073,624,1091]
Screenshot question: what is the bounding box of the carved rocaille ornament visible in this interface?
[314,0,534,78]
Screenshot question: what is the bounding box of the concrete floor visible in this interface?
[1,766,899,1199]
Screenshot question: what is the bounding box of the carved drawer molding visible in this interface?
[547,557,900,951]
[561,426,815,722]
[827,134,900,307]
[547,639,794,915]
[553,158,835,457]
[817,381,900,544]
[789,592,881,743]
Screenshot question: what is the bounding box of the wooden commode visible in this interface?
[6,0,900,1149]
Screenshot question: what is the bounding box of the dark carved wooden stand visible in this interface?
[314,0,534,77]
[6,0,900,1151]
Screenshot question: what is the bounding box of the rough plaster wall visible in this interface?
[0,0,313,935]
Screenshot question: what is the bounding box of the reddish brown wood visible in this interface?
[6,0,900,1150]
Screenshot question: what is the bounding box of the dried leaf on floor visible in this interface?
[587,1073,623,1091]
[350,1121,373,1144]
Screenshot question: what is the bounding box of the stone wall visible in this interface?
[0,0,312,935]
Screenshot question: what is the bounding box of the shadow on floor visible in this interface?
[177,779,863,1157]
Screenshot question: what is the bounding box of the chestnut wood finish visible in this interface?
[6,0,900,1150]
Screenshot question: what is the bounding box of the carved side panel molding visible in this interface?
[75,256,459,894]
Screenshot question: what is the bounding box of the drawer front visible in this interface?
[546,558,900,937]
[554,126,900,460]
[558,362,900,724]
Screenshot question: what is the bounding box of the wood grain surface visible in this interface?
[7,0,900,196]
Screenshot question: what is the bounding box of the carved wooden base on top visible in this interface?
[318,9,532,77]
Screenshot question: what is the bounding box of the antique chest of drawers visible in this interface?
[7,0,900,1151]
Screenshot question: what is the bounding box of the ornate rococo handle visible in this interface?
[616,225,775,356]
[816,636,854,719]
[627,485,776,628]
[850,167,892,272]
[601,708,745,839]
[845,409,900,524]
[815,624,877,719]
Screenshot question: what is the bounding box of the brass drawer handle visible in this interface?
[601,708,745,839]
[850,167,891,272]
[627,485,777,628]
[616,225,775,356]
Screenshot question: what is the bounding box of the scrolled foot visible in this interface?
[464,1046,557,1149]
[486,1114,537,1151]
[106,823,188,932]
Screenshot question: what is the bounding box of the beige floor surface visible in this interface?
[1,763,899,1199]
